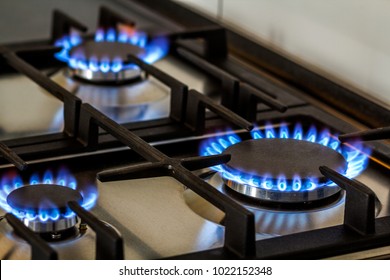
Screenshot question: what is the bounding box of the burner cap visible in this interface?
[7,185,83,233]
[221,139,347,202]
[68,41,145,83]
[7,184,82,212]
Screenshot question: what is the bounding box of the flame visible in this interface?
[0,168,98,222]
[200,123,371,192]
[54,26,169,73]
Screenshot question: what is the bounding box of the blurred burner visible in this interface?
[55,26,169,84]
[222,139,347,203]
[7,185,83,233]
[68,40,144,83]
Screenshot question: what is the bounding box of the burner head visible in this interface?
[221,139,346,202]
[200,123,371,205]
[7,184,83,233]
[54,28,169,84]
[68,40,144,83]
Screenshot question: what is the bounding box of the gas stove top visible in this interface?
[1,0,390,260]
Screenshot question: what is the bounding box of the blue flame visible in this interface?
[200,123,371,192]
[54,27,169,73]
[0,168,98,222]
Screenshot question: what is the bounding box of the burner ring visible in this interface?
[68,41,145,83]
[7,184,83,233]
[221,138,347,203]
[67,66,141,84]
[223,178,342,203]
[22,216,78,233]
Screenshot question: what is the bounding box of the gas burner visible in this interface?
[54,27,169,83]
[7,184,82,233]
[68,40,144,82]
[0,168,98,236]
[200,123,371,203]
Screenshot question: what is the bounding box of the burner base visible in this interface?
[67,66,142,84]
[224,177,342,203]
[22,215,78,233]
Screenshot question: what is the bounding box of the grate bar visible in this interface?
[51,10,87,43]
[339,126,390,142]
[5,213,58,260]
[98,6,135,29]
[170,26,227,59]
[68,201,124,260]
[0,142,28,170]
[320,166,376,235]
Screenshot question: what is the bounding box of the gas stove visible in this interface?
[1,0,390,260]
